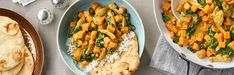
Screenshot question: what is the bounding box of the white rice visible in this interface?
[66,38,73,55]
[67,31,136,73]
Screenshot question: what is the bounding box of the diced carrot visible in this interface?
[79,61,89,68]
[171,26,179,33]
[93,46,101,53]
[114,15,123,23]
[81,41,88,49]
[224,17,232,26]
[204,4,214,14]
[202,15,208,22]
[74,30,86,40]
[98,24,107,29]
[170,31,174,38]
[78,12,85,18]
[178,36,188,46]
[181,21,188,30]
[189,36,196,45]
[91,23,97,28]
[211,25,219,32]
[162,2,171,12]
[206,50,213,57]
[94,16,105,25]
[108,42,118,49]
[183,15,192,22]
[229,41,234,50]
[118,7,126,14]
[176,4,183,12]
[204,34,211,42]
[120,26,129,34]
[223,31,230,39]
[104,37,111,47]
[81,23,91,31]
[106,25,116,33]
[90,31,97,39]
[69,21,75,28]
[199,11,205,16]
[73,49,82,61]
[191,5,198,12]
[91,2,100,10]
[86,15,93,23]
[196,33,204,42]
[207,47,215,57]
[218,41,226,48]
[214,33,224,42]
[84,34,90,41]
[192,43,200,51]
[197,50,207,59]
[84,10,90,17]
[166,23,174,31]
[183,2,191,10]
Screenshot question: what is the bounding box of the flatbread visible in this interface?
[0,16,25,71]
[91,33,139,75]
[1,60,24,75]
[17,46,34,75]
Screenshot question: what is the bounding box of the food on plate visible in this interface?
[0,16,34,75]
[162,0,234,62]
[17,47,34,75]
[91,34,139,75]
[66,2,139,74]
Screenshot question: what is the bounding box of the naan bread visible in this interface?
[91,33,139,75]
[17,46,34,75]
[0,16,25,71]
[1,61,24,75]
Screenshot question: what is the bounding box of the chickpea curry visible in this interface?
[162,0,234,62]
[67,2,135,68]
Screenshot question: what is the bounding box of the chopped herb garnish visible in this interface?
[187,23,195,37]
[226,39,232,44]
[67,27,74,37]
[185,10,195,15]
[88,28,95,31]
[173,36,179,43]
[231,17,234,21]
[200,43,206,49]
[109,48,117,55]
[188,47,195,53]
[208,26,215,36]
[162,12,170,22]
[128,24,136,31]
[210,37,218,48]
[123,13,130,18]
[192,14,201,25]
[106,21,113,26]
[89,8,95,16]
[198,0,206,6]
[97,38,104,48]
[217,46,234,55]
[214,0,222,7]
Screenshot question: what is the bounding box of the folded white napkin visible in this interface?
[12,0,36,6]
[150,34,234,75]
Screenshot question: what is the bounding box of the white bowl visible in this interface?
[153,0,234,69]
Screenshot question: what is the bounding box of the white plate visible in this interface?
[153,0,234,69]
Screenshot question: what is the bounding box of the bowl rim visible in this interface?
[152,0,234,69]
[57,0,145,74]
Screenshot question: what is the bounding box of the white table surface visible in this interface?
[0,0,165,75]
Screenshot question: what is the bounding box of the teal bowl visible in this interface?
[57,0,145,74]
